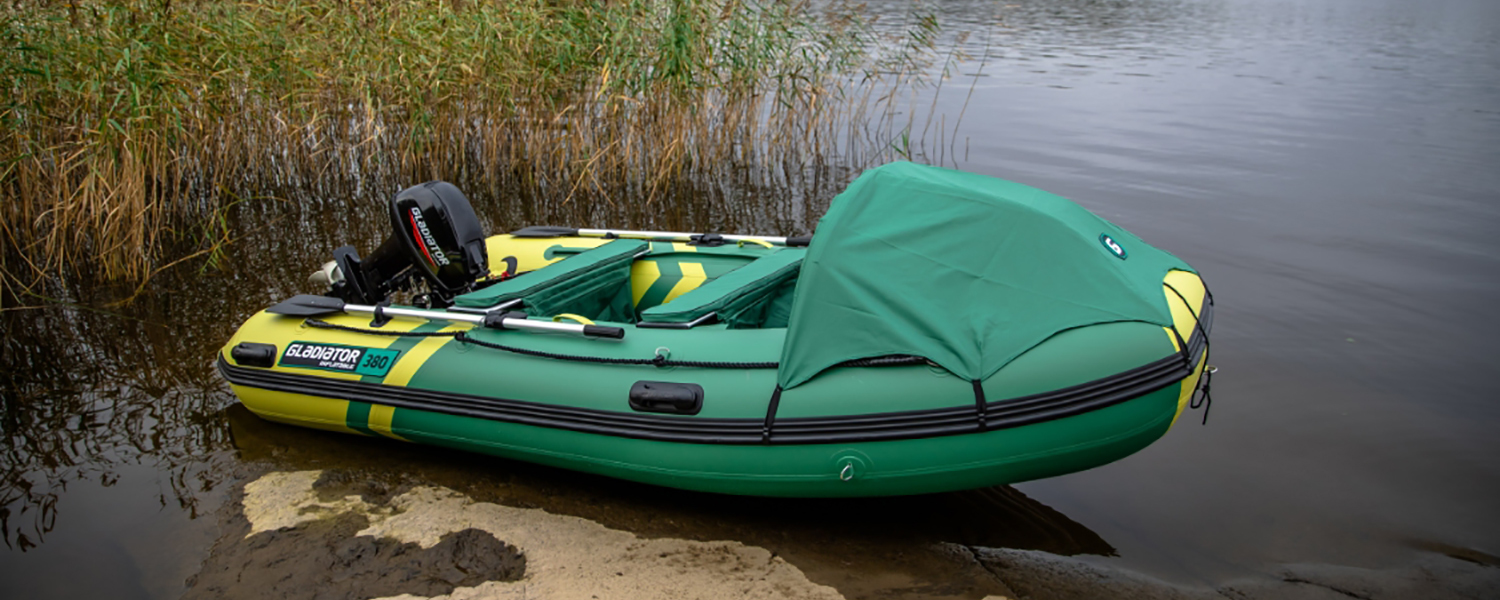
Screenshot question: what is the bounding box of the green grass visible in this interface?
[0,0,934,301]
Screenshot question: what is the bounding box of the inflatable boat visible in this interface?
[217,162,1214,497]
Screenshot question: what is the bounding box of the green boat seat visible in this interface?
[453,239,647,322]
[640,248,805,329]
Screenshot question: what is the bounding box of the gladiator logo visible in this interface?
[280,342,400,376]
[1099,233,1128,259]
[410,207,451,267]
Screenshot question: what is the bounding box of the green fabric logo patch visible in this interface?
[279,342,400,376]
[1099,234,1128,259]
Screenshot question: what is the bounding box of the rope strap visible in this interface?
[1190,366,1216,425]
[303,319,929,371]
[304,319,774,368]
[307,319,458,337]
[458,331,778,368]
[1163,282,1216,426]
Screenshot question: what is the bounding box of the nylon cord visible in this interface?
[1163,282,1215,425]
[303,318,924,370]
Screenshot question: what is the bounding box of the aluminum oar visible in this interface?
[265,295,625,339]
[508,226,811,247]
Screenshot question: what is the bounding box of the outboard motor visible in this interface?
[312,181,488,307]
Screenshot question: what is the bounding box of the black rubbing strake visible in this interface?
[219,301,1208,446]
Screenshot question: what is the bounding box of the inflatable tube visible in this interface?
[218,234,1213,497]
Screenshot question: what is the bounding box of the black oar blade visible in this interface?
[266,294,347,317]
[509,226,579,238]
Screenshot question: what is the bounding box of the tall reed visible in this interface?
[0,0,936,303]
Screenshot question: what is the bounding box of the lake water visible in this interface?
[3,0,1498,596]
[886,0,1500,582]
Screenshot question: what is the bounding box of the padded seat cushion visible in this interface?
[640,248,804,328]
[453,239,646,321]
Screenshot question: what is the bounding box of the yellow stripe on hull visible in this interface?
[383,324,467,386]
[234,385,356,434]
[1159,270,1211,429]
[365,324,468,441]
[368,404,405,440]
[1170,350,1210,429]
[1163,269,1208,345]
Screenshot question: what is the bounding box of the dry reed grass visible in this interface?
[0,0,938,304]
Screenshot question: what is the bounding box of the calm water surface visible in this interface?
[3,0,1498,596]
[893,0,1500,582]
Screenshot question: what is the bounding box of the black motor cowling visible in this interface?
[327,181,488,306]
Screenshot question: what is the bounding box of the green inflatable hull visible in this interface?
[218,239,1212,497]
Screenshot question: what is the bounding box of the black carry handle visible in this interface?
[785,235,813,247]
[584,325,626,339]
[629,381,704,415]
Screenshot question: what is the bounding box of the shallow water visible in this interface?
[3,0,1499,596]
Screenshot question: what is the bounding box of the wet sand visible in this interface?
[205,470,848,600]
[182,466,1498,600]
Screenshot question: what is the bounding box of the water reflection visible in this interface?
[0,142,872,559]
[0,298,233,550]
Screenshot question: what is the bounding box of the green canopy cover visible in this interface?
[777,162,1193,389]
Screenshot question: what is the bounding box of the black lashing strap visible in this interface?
[762,386,783,444]
[1164,282,1216,426]
[1190,366,1215,426]
[972,379,988,431]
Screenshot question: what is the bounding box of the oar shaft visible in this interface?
[343,304,607,337]
[575,228,788,245]
[347,304,483,324]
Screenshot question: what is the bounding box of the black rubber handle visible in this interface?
[785,235,813,247]
[583,325,626,339]
[629,381,704,415]
[482,311,531,329]
[231,342,278,368]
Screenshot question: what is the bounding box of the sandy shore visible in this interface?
[195,470,851,600]
[181,469,1497,600]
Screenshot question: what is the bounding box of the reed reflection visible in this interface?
[0,301,231,550]
[0,156,872,554]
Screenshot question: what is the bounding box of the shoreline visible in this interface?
[182,468,1499,600]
